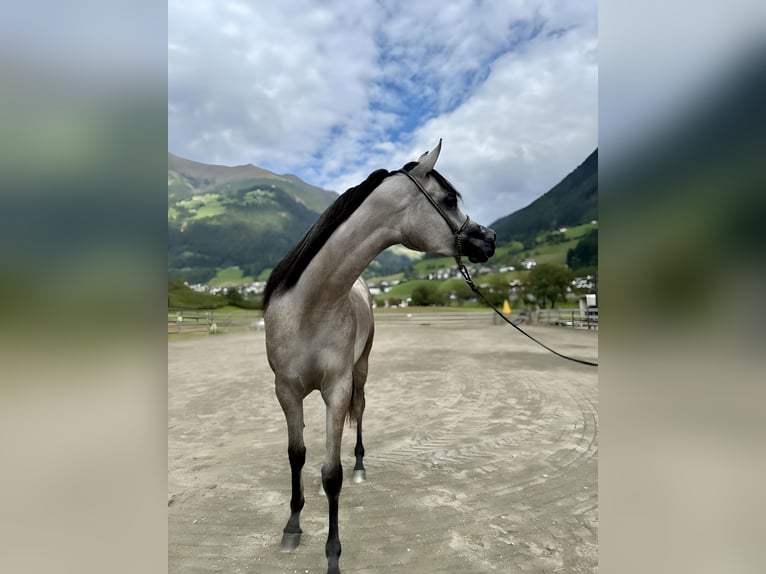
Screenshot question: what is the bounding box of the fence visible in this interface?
[168,309,264,334]
[533,307,599,330]
[376,308,599,330]
[168,307,598,334]
[374,311,494,325]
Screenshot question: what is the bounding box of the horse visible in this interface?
[263,140,496,574]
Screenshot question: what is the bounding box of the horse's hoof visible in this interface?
[352,469,366,483]
[280,532,301,552]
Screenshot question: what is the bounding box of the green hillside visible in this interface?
[411,223,595,273]
[168,279,227,309]
[168,150,599,286]
[168,153,338,284]
[490,149,598,244]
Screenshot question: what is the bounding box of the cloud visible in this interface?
[169,0,382,164]
[411,25,598,224]
[169,0,597,225]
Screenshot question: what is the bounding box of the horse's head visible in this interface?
[396,140,496,264]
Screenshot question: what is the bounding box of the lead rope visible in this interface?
[400,167,598,368]
[453,242,598,368]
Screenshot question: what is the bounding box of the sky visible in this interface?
[168,0,597,225]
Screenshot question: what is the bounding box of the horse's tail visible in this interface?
[347,326,373,427]
[347,279,374,426]
[347,373,365,426]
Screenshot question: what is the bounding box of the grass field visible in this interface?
[207,266,254,287]
[168,281,227,309]
[413,256,455,274]
[370,229,588,307]
[409,228,588,277]
[193,198,226,220]
[170,223,594,312]
[523,239,580,265]
[561,222,597,240]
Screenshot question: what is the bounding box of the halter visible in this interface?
[395,169,471,265]
[395,169,598,368]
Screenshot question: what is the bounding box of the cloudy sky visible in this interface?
[169,0,597,225]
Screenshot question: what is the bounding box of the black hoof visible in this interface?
[280,531,301,552]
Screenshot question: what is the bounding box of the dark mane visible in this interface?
[263,168,391,308]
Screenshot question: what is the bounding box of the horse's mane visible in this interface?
[262,162,461,309]
[263,168,391,308]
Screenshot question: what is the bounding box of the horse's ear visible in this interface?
[410,139,442,177]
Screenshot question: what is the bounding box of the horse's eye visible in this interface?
[444,195,458,209]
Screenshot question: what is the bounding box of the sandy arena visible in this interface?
[168,314,598,573]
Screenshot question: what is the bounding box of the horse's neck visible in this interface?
[293,198,400,309]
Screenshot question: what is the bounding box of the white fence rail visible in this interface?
[168,310,263,334]
[168,307,598,334]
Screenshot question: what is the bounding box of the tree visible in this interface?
[450,280,474,306]
[224,286,262,309]
[567,229,598,271]
[225,286,244,305]
[525,264,572,308]
[387,296,403,307]
[410,283,445,306]
[484,275,510,307]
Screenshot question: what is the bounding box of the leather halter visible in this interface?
[395,169,471,264]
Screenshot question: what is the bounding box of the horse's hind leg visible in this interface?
[276,383,305,552]
[351,360,369,483]
[353,412,366,483]
[351,334,372,483]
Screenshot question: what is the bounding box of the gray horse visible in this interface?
[263,140,496,574]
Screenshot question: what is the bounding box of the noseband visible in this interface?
[396,169,471,265]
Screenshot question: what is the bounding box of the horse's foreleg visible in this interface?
[322,459,342,574]
[322,383,351,574]
[276,384,305,552]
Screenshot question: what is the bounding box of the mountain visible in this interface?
[168,153,337,213]
[490,149,598,244]
[168,153,338,284]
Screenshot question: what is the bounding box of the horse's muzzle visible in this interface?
[463,225,496,263]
